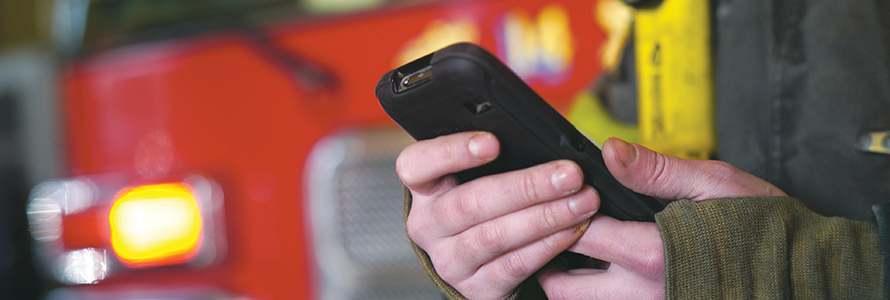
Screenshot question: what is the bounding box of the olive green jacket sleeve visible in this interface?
[655,197,883,299]
[405,189,885,299]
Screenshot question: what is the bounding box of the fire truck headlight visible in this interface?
[28,174,225,285]
[109,183,203,267]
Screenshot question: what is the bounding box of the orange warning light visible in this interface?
[109,183,203,267]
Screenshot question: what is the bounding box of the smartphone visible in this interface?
[375,43,663,222]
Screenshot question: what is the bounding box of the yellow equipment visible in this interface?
[634,0,715,160]
[568,0,714,160]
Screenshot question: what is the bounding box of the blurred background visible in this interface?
[0,0,715,299]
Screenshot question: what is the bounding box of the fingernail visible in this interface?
[609,138,638,167]
[551,162,582,193]
[568,187,598,216]
[574,218,592,234]
[468,132,497,160]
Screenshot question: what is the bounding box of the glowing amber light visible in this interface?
[109,183,203,267]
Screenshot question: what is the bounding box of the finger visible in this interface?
[537,264,664,299]
[450,221,592,300]
[408,159,590,246]
[537,266,614,299]
[602,137,786,201]
[566,214,664,279]
[427,160,589,234]
[396,131,500,194]
[442,187,599,272]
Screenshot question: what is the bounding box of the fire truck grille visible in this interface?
[306,129,441,300]
[335,159,415,272]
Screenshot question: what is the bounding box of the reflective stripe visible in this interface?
[857,131,890,155]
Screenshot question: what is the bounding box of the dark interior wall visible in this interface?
[0,1,50,298]
[0,93,43,300]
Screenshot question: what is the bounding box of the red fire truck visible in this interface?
[18,0,621,298]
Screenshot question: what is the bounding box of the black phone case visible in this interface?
[375,43,663,221]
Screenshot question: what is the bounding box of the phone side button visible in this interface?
[560,134,587,153]
[463,98,494,116]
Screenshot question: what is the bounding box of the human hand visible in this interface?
[398,131,600,300]
[536,137,785,299]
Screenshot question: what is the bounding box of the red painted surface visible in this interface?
[60,0,608,298]
[61,208,108,250]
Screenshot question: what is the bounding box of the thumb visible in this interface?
[602,137,785,201]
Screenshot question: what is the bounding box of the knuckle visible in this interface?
[499,252,532,281]
[703,160,749,195]
[517,169,544,204]
[707,160,740,179]
[442,138,466,170]
[394,152,418,185]
[428,251,461,283]
[406,214,430,246]
[628,226,665,277]
[534,202,566,231]
[645,153,671,188]
[633,249,665,277]
[431,194,473,230]
[471,223,506,254]
[455,191,486,223]
[540,231,570,255]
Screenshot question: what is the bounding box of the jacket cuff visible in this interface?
[657,197,882,299]
[872,202,890,300]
